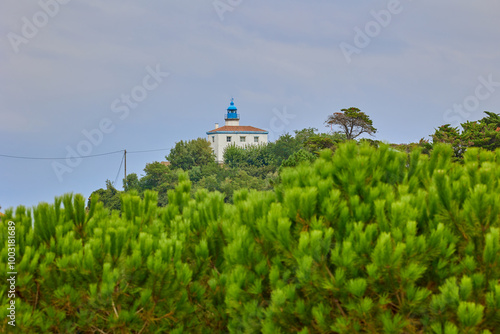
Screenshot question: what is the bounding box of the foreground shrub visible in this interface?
[1,142,500,333]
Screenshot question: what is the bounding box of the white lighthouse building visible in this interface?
[207,99,268,163]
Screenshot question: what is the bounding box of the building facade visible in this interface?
[207,99,268,163]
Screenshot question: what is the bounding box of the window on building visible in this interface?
[212,136,215,142]
[227,136,232,142]
[254,136,259,143]
[240,136,246,142]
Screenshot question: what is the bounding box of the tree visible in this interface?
[432,111,500,159]
[167,138,215,170]
[140,162,170,190]
[88,180,122,211]
[269,133,300,166]
[139,162,180,206]
[123,173,140,192]
[244,144,276,167]
[432,124,463,158]
[223,143,276,169]
[325,107,377,140]
[390,138,432,155]
[279,149,315,169]
[294,127,318,145]
[479,111,500,128]
[460,120,500,151]
[304,133,345,154]
[219,170,269,202]
[223,144,247,168]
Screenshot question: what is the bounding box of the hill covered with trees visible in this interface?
[92,127,346,210]
[90,109,500,212]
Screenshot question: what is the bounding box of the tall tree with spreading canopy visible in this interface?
[167,138,215,170]
[325,107,377,140]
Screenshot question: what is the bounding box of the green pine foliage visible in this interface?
[2,142,500,332]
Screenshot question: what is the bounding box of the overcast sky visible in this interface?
[1,0,499,210]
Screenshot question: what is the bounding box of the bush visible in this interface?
[2,142,500,332]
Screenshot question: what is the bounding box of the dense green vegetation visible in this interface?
[2,141,500,332]
[90,111,500,213]
[92,128,345,209]
[432,111,500,160]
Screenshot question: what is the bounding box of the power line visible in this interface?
[0,148,170,160]
[0,150,124,160]
[0,147,171,192]
[113,152,125,186]
[127,148,170,154]
[0,147,170,186]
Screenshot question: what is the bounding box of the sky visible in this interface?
[1,0,499,210]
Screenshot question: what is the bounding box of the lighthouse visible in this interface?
[207,99,268,163]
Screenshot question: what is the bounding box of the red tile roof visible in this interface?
[207,125,267,133]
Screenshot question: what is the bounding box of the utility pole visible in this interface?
[124,150,127,183]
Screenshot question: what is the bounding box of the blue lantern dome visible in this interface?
[226,98,239,120]
[227,98,237,112]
